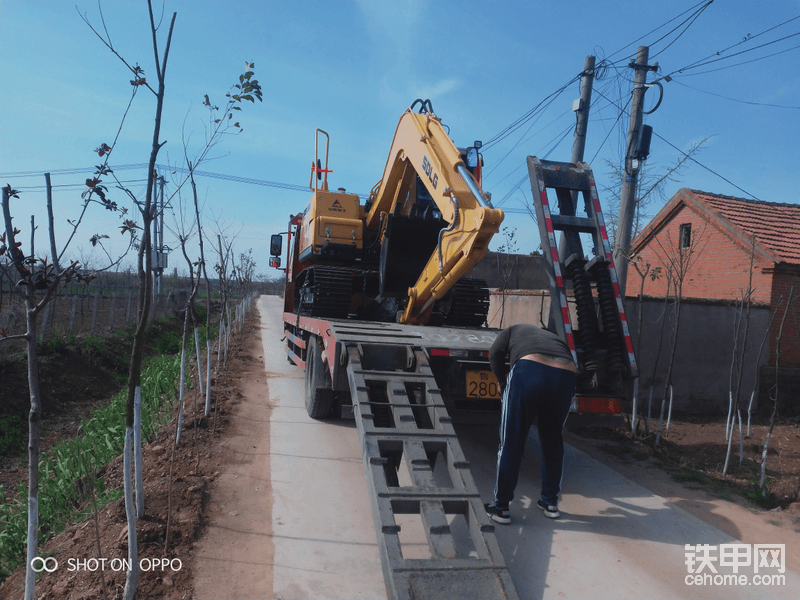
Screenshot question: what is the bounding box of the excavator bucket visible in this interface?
[379,206,444,298]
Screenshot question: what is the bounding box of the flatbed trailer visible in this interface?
[284,312,519,600]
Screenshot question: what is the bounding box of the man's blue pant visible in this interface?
[493,360,576,508]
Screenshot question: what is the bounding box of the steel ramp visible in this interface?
[345,343,519,600]
[526,156,638,381]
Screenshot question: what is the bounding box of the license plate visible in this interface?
[466,370,501,399]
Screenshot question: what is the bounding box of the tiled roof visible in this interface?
[690,190,800,265]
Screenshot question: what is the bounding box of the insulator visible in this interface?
[565,257,600,372]
[589,260,627,377]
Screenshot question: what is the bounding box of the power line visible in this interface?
[13,178,149,191]
[591,87,761,200]
[485,107,572,179]
[588,88,632,164]
[606,0,712,63]
[652,130,759,200]
[662,29,800,79]
[665,14,800,75]
[481,75,578,152]
[0,163,151,178]
[648,1,713,60]
[673,80,800,109]
[671,42,800,78]
[0,162,533,216]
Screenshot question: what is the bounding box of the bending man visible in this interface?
[485,323,576,524]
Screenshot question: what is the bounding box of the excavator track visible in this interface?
[298,266,352,319]
[441,278,490,327]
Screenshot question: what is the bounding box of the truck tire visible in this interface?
[304,336,336,419]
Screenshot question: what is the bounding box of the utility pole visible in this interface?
[615,46,657,296]
[571,56,596,169]
[558,56,596,260]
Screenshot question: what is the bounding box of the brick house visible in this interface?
[630,188,800,375]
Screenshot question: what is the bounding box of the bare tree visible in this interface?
[81,3,262,595]
[494,226,518,328]
[603,138,709,248]
[628,255,661,436]
[652,224,708,447]
[80,4,177,598]
[723,236,756,474]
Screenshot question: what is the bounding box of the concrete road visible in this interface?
[259,296,799,600]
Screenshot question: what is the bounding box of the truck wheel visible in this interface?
[305,337,336,419]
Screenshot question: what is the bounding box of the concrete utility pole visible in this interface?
[615,46,656,296]
[559,55,596,261]
[571,56,596,167]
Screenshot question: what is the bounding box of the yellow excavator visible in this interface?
[272,99,504,326]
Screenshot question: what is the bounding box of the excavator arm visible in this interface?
[366,102,504,324]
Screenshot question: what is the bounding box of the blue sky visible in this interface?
[1,0,798,277]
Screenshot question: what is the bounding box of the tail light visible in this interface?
[574,396,622,414]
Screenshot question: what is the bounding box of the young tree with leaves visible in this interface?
[2,102,139,598]
[1,186,83,600]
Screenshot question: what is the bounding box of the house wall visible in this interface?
[626,298,771,414]
[632,204,774,304]
[768,267,800,366]
[487,290,551,330]
[470,252,549,290]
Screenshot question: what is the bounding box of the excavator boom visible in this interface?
[366,104,504,324]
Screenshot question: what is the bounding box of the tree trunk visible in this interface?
[123,428,138,598]
[175,310,190,446]
[656,280,682,447]
[194,327,204,399]
[45,173,60,274]
[122,9,177,599]
[760,288,793,491]
[647,275,671,436]
[24,302,41,600]
[134,386,144,517]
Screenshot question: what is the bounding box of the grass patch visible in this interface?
[743,476,778,509]
[0,355,181,581]
[673,470,707,485]
[601,444,632,456]
[0,415,26,455]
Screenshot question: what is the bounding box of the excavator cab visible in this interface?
[296,129,364,264]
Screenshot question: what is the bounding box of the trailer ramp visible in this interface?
[345,342,519,600]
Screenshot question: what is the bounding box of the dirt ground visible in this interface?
[0,308,260,600]
[568,413,800,506]
[0,303,798,599]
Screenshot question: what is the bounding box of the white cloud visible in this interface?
[357,0,423,61]
[412,77,461,101]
